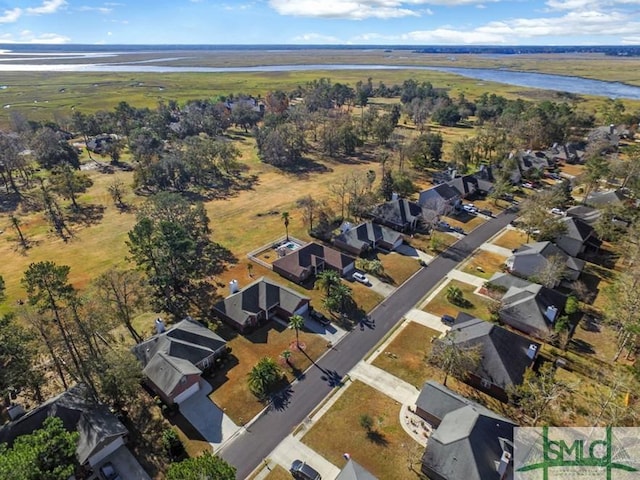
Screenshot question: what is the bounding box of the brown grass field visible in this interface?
[461,250,508,279]
[301,380,423,479]
[422,279,496,320]
[492,229,529,250]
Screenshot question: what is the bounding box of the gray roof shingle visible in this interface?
[336,459,378,480]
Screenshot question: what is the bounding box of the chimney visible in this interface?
[391,192,399,201]
[545,305,559,323]
[229,279,239,294]
[497,450,511,479]
[527,343,538,360]
[610,124,615,135]
[155,317,165,334]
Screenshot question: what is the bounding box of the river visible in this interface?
[0,59,639,99]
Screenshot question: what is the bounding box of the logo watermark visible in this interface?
[515,427,640,479]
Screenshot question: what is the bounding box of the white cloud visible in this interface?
[546,0,640,10]
[269,0,421,19]
[0,30,70,43]
[292,32,342,43]
[77,6,113,13]
[26,0,67,15]
[0,8,22,23]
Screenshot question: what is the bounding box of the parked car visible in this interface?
[435,221,451,231]
[522,182,534,189]
[310,309,331,326]
[290,460,322,480]
[353,272,370,285]
[550,207,565,216]
[441,315,455,325]
[462,204,477,214]
[478,209,493,217]
[99,462,121,480]
[450,226,465,234]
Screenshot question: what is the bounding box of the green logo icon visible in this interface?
[517,426,638,480]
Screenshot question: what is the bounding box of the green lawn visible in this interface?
[301,380,423,479]
[422,279,497,321]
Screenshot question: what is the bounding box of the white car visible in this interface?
[462,204,477,213]
[352,272,370,285]
[550,208,565,216]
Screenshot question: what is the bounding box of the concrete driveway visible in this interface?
[270,435,340,480]
[93,445,151,480]
[179,380,240,449]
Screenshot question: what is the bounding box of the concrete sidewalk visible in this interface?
[446,269,486,287]
[478,242,513,257]
[405,309,449,333]
[349,362,420,405]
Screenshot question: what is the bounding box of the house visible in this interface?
[272,242,355,284]
[435,313,540,401]
[213,277,310,332]
[418,183,462,215]
[333,221,403,256]
[416,381,516,480]
[86,134,117,155]
[545,142,585,164]
[0,384,150,478]
[584,189,628,208]
[448,173,493,199]
[555,216,601,257]
[336,459,378,480]
[132,318,228,405]
[506,241,584,285]
[494,277,568,339]
[515,149,549,174]
[565,205,602,225]
[368,198,438,233]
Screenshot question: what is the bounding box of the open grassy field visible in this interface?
[461,250,508,279]
[301,380,423,479]
[492,229,528,250]
[371,322,441,389]
[422,279,496,321]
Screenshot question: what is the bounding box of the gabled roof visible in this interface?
[500,281,568,336]
[0,384,127,465]
[213,277,309,326]
[133,318,226,369]
[419,382,516,480]
[559,216,595,243]
[142,352,201,397]
[369,198,437,228]
[443,316,539,389]
[509,241,585,275]
[585,189,627,208]
[415,380,469,423]
[273,242,354,278]
[565,205,601,225]
[335,222,402,251]
[419,183,461,209]
[488,272,536,291]
[336,459,378,480]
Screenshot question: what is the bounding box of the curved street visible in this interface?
[219,210,517,479]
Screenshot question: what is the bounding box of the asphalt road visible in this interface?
[220,210,517,479]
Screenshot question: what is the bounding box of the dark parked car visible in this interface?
[435,221,451,231]
[441,315,455,325]
[478,209,493,217]
[450,226,465,234]
[290,460,322,480]
[310,309,331,326]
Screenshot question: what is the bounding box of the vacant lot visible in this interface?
[372,322,441,389]
[461,250,507,279]
[423,280,497,321]
[492,229,528,250]
[302,380,423,479]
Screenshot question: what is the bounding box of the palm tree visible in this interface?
[247,357,282,399]
[281,211,290,241]
[315,270,341,296]
[445,285,464,306]
[280,349,292,367]
[289,314,305,348]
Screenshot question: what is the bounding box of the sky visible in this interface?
[1,0,640,45]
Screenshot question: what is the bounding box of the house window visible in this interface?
[481,378,492,389]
